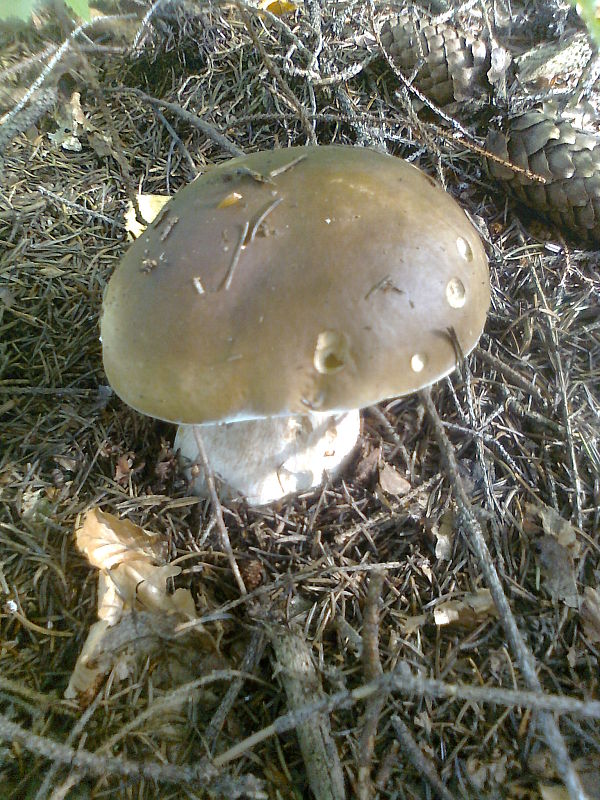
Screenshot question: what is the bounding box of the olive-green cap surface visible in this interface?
[101,146,490,424]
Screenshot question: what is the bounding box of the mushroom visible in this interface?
[101,146,490,505]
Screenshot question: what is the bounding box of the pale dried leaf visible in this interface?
[535,535,579,607]
[413,710,432,735]
[76,508,168,569]
[88,130,113,157]
[107,561,184,615]
[434,589,496,627]
[433,509,454,561]
[0,286,16,307]
[378,463,411,496]
[580,586,600,643]
[97,570,124,624]
[400,614,427,634]
[69,91,86,128]
[256,0,297,14]
[39,265,65,277]
[124,193,171,237]
[171,587,199,619]
[539,784,569,800]
[67,508,199,701]
[64,619,112,699]
[528,502,581,555]
[467,751,508,790]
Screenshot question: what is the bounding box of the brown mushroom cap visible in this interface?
[101,146,490,424]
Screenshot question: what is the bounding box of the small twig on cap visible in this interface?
[221,220,249,291]
[248,197,282,243]
[192,428,247,595]
[268,153,307,178]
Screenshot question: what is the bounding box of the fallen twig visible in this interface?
[419,387,587,800]
[267,623,346,800]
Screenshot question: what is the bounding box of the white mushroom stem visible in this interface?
[174,410,361,506]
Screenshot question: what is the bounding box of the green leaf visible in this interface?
[0,0,91,23]
[0,0,40,21]
[571,0,600,47]
[64,0,91,20]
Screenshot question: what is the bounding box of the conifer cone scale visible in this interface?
[379,15,491,107]
[486,110,600,244]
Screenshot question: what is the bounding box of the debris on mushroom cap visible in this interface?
[101,146,490,425]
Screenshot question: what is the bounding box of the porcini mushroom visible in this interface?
[101,146,490,505]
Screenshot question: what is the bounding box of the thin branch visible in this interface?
[213,661,600,768]
[268,624,346,800]
[192,428,247,595]
[357,570,385,800]
[419,387,587,800]
[391,715,456,800]
[0,14,136,130]
[0,712,263,798]
[205,629,266,751]
[114,87,245,158]
[234,0,317,144]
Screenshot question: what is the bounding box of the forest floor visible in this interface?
[0,2,599,799]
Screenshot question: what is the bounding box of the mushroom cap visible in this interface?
[101,146,490,424]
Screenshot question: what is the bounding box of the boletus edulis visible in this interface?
[101,146,490,505]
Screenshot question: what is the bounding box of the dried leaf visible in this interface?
[257,0,297,15]
[63,620,112,701]
[467,751,509,790]
[351,439,381,487]
[535,536,578,607]
[400,614,427,634]
[39,266,65,277]
[48,91,86,151]
[580,587,600,643]
[76,508,167,569]
[378,463,411,496]
[68,508,199,702]
[88,130,113,158]
[536,754,600,800]
[0,286,16,307]
[432,509,454,561]
[527,502,581,556]
[539,784,569,800]
[124,194,171,238]
[434,589,497,627]
[114,452,133,484]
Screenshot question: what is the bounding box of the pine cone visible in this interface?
[486,109,600,244]
[379,15,491,106]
